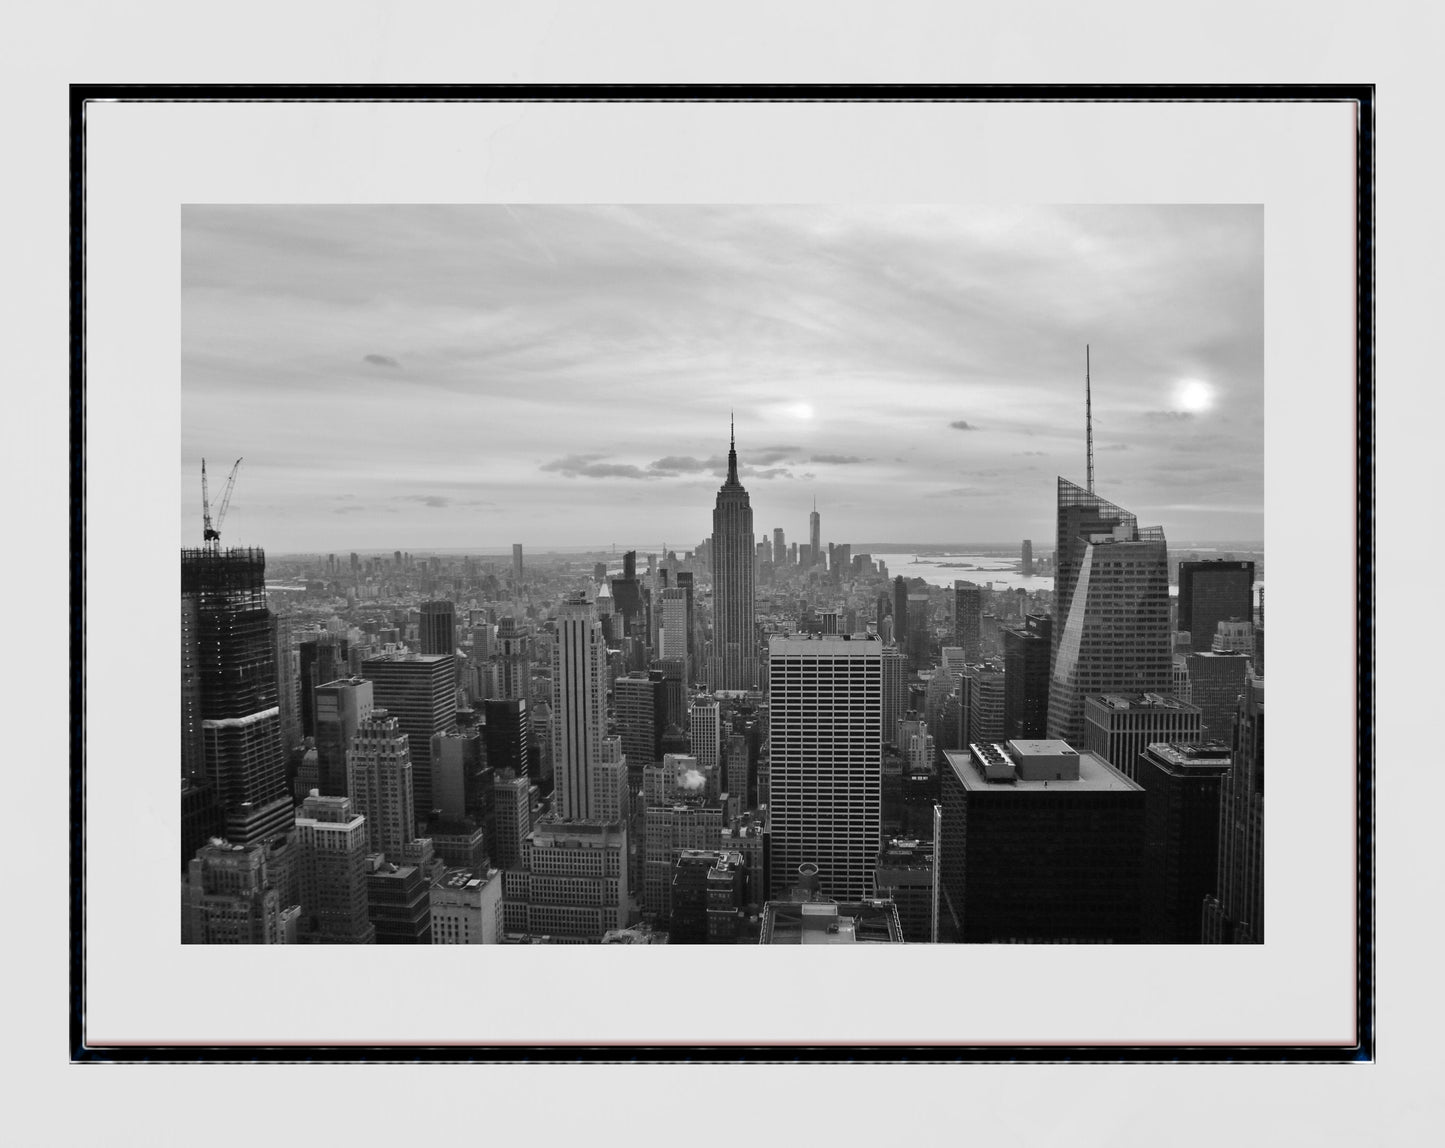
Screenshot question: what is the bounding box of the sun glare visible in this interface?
[789,402,815,420]
[1175,378,1214,413]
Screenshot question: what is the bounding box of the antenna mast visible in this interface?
[1085,344,1095,494]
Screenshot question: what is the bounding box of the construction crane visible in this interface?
[201,457,243,549]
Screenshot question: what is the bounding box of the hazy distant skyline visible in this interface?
[182,204,1263,553]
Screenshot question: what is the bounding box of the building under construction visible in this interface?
[181,545,293,848]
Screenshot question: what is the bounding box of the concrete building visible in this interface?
[643,797,724,921]
[1184,650,1253,743]
[366,856,432,943]
[430,867,503,944]
[293,792,375,944]
[418,600,457,660]
[960,662,1007,746]
[346,710,416,860]
[313,677,374,797]
[361,652,458,820]
[502,819,630,942]
[767,634,882,901]
[874,836,938,943]
[553,593,609,820]
[492,773,534,870]
[616,670,667,794]
[184,838,298,944]
[1178,560,1255,654]
[494,617,532,702]
[939,740,1145,943]
[1082,692,1204,783]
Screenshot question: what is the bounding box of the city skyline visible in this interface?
[182,204,1263,552]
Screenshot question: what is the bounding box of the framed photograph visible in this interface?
[74,86,1371,1061]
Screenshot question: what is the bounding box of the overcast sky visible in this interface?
[182,204,1262,554]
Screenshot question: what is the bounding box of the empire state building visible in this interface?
[709,419,758,691]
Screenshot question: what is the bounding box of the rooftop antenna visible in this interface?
[1085,345,1095,494]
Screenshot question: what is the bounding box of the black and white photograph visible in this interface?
[36,37,1420,1135]
[179,202,1265,949]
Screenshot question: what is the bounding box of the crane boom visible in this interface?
[215,458,243,540]
[201,459,214,541]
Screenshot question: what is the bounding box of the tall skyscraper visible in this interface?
[299,633,350,738]
[1021,539,1034,576]
[1178,560,1255,653]
[511,543,524,597]
[1002,613,1051,739]
[808,498,821,567]
[1203,673,1265,943]
[709,420,758,691]
[615,669,666,795]
[483,697,531,784]
[689,699,722,782]
[658,587,690,683]
[1184,650,1253,743]
[892,577,909,660]
[491,773,534,870]
[418,600,457,660]
[881,643,906,747]
[361,652,458,821]
[553,592,609,820]
[768,634,882,901]
[953,580,982,661]
[1047,478,1171,746]
[494,616,531,701]
[773,527,785,566]
[346,710,416,862]
[1137,741,1232,943]
[181,546,294,848]
[674,571,697,657]
[313,677,374,797]
[293,792,376,944]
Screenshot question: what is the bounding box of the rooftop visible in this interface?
[944,746,1140,793]
[1087,692,1198,712]
[1143,741,1234,771]
[759,899,904,944]
[769,634,883,657]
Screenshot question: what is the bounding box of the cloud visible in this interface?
[949,420,980,431]
[647,455,726,474]
[362,353,400,368]
[1145,410,1194,421]
[333,505,367,514]
[808,453,867,465]
[1101,443,1129,451]
[750,445,801,465]
[398,495,451,508]
[925,486,993,499]
[1018,450,1048,457]
[676,768,707,792]
[742,466,795,480]
[541,454,653,480]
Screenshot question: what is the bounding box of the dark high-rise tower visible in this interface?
[181,546,294,848]
[1002,613,1051,739]
[709,418,758,691]
[1178,560,1255,653]
[1203,673,1265,943]
[953,580,982,661]
[892,577,909,660]
[1047,478,1171,745]
[809,498,821,567]
[360,653,458,824]
[419,600,457,659]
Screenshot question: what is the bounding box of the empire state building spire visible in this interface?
[710,416,757,690]
[726,409,740,486]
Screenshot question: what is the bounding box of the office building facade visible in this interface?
[767,634,882,901]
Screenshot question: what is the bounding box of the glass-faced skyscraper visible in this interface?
[1047,478,1171,746]
[709,420,758,691]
